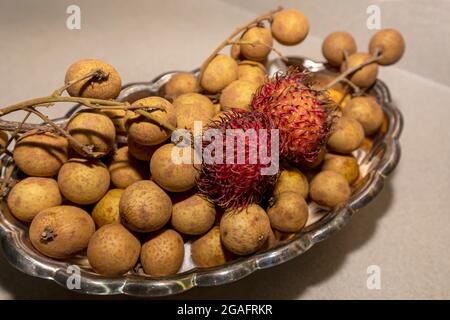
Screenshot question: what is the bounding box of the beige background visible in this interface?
[0,0,449,299]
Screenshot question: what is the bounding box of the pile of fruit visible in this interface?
[0,7,404,277]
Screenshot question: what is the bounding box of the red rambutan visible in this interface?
[196,109,279,210]
[252,69,335,165]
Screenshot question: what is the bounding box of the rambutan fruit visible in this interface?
[252,69,335,165]
[196,109,279,210]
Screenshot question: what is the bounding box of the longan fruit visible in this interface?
[322,154,359,184]
[343,96,384,135]
[92,189,124,227]
[150,144,198,192]
[328,116,365,154]
[191,226,226,268]
[109,146,147,189]
[230,43,241,60]
[201,54,238,93]
[87,223,140,276]
[164,72,199,98]
[127,97,176,146]
[57,158,110,205]
[309,170,351,208]
[67,110,116,156]
[240,27,273,61]
[219,80,259,111]
[101,108,134,134]
[173,93,215,131]
[340,53,378,88]
[7,177,62,222]
[140,229,184,277]
[13,132,68,177]
[322,31,357,67]
[238,61,266,86]
[220,204,270,256]
[369,28,405,65]
[271,8,309,45]
[127,135,159,161]
[65,59,122,100]
[29,205,95,259]
[273,167,309,199]
[268,191,308,233]
[0,130,8,152]
[172,194,216,235]
[119,180,172,233]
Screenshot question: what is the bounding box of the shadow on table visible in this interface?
[0,177,394,300]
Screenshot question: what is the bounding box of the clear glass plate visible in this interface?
[0,57,403,296]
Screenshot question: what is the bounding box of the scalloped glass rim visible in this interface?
[0,57,403,297]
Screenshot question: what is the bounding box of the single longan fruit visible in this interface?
[172,194,216,235]
[13,132,68,177]
[369,28,405,65]
[310,170,351,208]
[29,205,95,259]
[57,158,110,205]
[340,53,378,88]
[220,204,270,256]
[7,177,62,222]
[268,191,308,233]
[150,144,199,192]
[328,116,365,154]
[65,59,122,100]
[240,27,273,61]
[92,189,124,227]
[219,80,259,111]
[127,136,159,161]
[140,229,184,276]
[164,72,199,98]
[191,226,226,268]
[273,167,309,199]
[271,8,309,45]
[127,97,176,146]
[230,43,241,59]
[87,223,140,276]
[173,93,215,131]
[109,146,147,189]
[0,130,8,151]
[119,180,172,232]
[322,154,359,184]
[238,61,266,86]
[67,110,116,156]
[322,31,357,67]
[201,54,238,93]
[343,96,384,135]
[101,109,134,134]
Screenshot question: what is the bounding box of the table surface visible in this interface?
[0,0,449,299]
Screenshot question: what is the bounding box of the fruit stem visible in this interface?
[40,226,57,243]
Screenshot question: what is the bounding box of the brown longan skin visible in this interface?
[127,136,159,161]
[13,132,69,177]
[271,8,309,46]
[172,194,216,235]
[127,97,176,146]
[65,59,122,100]
[238,61,266,86]
[343,96,384,135]
[201,54,239,93]
[29,205,95,259]
[140,229,184,277]
[164,72,199,98]
[7,177,62,222]
[219,80,259,111]
[240,27,273,61]
[268,192,309,233]
[67,110,116,156]
[57,158,110,205]
[87,223,140,276]
[340,53,379,88]
[92,189,124,228]
[173,93,215,131]
[230,43,241,60]
[273,167,309,199]
[191,226,226,268]
[309,171,351,208]
[220,204,270,256]
[322,154,359,184]
[109,146,147,189]
[328,116,365,154]
[150,144,199,192]
[369,28,405,65]
[322,31,357,67]
[101,109,134,134]
[119,180,172,233]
